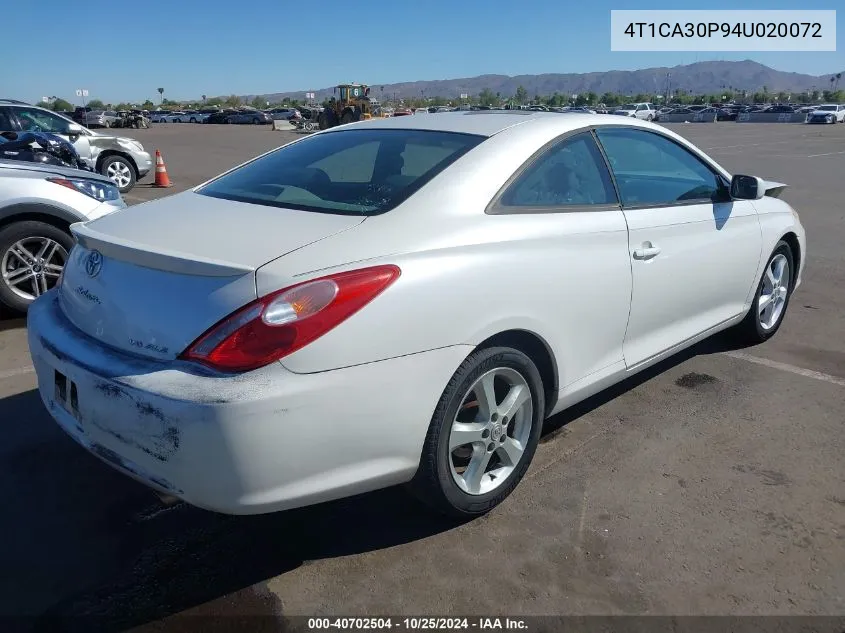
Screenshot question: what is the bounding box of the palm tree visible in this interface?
[157,87,164,104]
[835,73,842,91]
[202,94,207,103]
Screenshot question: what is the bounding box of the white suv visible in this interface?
[613,102,657,121]
[0,159,126,312]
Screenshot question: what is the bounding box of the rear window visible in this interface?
[197,128,485,215]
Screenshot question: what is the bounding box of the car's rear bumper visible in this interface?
[27,292,469,514]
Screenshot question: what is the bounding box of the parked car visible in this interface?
[151,111,189,123]
[762,104,796,113]
[204,109,240,124]
[807,104,845,124]
[26,112,805,519]
[612,103,657,120]
[84,110,121,128]
[0,101,152,193]
[227,110,273,125]
[268,107,300,120]
[0,158,125,311]
[193,109,217,123]
[700,107,737,121]
[72,106,93,124]
[148,110,174,123]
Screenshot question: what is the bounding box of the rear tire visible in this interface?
[408,346,545,518]
[732,240,794,344]
[0,221,73,313]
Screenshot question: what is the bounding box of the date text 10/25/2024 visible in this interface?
[306,618,528,631]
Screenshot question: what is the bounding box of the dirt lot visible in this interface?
[1,121,843,632]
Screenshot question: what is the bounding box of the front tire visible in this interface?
[733,240,794,344]
[408,347,545,518]
[0,221,72,313]
[100,155,137,193]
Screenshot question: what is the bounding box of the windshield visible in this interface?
[196,128,485,216]
[817,106,836,111]
[619,104,636,110]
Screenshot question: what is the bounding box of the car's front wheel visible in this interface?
[409,346,545,518]
[733,240,794,344]
[101,155,137,193]
[0,220,72,312]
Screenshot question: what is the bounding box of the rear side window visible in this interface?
[197,129,485,215]
[499,132,617,208]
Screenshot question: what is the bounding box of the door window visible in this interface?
[0,108,13,131]
[498,132,618,208]
[13,107,74,134]
[595,127,725,207]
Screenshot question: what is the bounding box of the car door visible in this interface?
[10,106,94,167]
[490,130,632,386]
[594,126,763,368]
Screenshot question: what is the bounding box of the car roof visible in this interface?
[339,110,641,138]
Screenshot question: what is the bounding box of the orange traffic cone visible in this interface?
[153,149,172,188]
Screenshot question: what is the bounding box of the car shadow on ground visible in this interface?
[0,332,753,633]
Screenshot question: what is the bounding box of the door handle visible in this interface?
[632,244,661,260]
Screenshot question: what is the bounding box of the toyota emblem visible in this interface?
[85,250,103,278]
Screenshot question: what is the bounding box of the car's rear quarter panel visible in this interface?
[258,123,633,391]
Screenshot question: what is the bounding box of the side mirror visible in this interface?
[67,123,84,136]
[730,174,765,200]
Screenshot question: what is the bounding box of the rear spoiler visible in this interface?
[762,180,788,199]
[71,222,255,277]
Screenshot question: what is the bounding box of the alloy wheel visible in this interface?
[448,367,533,495]
[1,237,67,301]
[106,160,133,189]
[758,253,791,331]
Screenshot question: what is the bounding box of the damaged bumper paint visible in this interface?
[26,291,469,515]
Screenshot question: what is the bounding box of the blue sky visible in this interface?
[3,0,842,104]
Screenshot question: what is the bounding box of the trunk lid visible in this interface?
[58,191,365,361]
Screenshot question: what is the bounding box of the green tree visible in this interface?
[157,87,164,104]
[224,94,242,108]
[50,98,73,112]
[514,85,527,104]
[250,96,266,109]
[600,92,617,106]
[141,100,155,110]
[87,99,105,109]
[115,102,130,110]
[206,97,223,107]
[477,88,497,106]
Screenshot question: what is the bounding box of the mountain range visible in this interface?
[238,60,842,103]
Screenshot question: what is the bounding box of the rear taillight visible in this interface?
[180,265,401,372]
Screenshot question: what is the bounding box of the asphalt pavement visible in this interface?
[0,121,843,632]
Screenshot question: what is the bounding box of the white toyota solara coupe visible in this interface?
[27,112,806,518]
